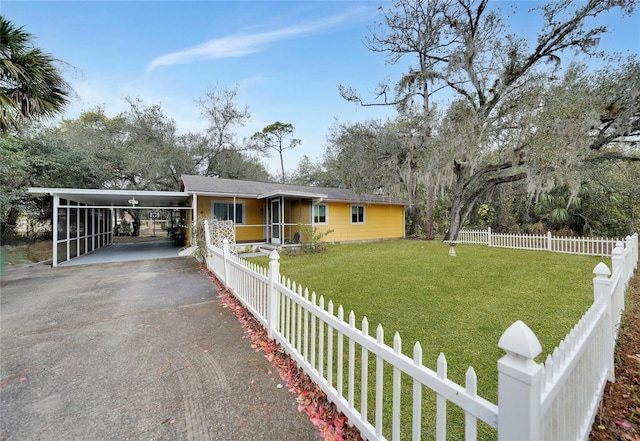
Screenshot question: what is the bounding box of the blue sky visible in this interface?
[2,1,639,176]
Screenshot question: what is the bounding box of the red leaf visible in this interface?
[615,420,633,429]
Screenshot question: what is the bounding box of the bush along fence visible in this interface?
[202,221,638,440]
[456,227,633,257]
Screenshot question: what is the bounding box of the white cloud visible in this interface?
[146,7,373,71]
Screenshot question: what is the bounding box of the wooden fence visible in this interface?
[203,221,638,440]
[457,228,622,257]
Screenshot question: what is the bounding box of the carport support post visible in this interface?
[52,195,59,267]
[267,250,280,339]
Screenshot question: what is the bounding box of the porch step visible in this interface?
[259,244,279,253]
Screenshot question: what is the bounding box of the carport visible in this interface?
[28,188,193,267]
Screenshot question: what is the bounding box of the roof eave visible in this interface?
[257,190,329,200]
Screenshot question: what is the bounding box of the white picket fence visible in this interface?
[457,227,621,257]
[203,221,637,440]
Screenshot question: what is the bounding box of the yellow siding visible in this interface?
[197,196,266,242]
[316,202,405,242]
[192,195,405,243]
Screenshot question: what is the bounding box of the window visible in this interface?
[212,201,244,224]
[351,205,365,224]
[313,204,327,224]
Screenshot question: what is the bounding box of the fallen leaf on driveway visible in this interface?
[615,420,634,429]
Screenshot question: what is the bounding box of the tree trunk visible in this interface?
[125,209,141,236]
[407,205,421,236]
[1,207,20,242]
[279,152,286,184]
[446,161,499,241]
[446,200,463,241]
[445,161,469,241]
[425,178,434,240]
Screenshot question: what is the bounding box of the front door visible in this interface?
[270,199,281,245]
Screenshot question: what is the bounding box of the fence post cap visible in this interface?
[269,249,280,260]
[222,238,229,244]
[498,320,542,359]
[612,245,623,256]
[593,262,611,278]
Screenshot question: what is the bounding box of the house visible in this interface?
[27,177,407,266]
[180,175,407,245]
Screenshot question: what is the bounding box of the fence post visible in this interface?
[203,220,210,245]
[222,238,230,287]
[267,250,281,339]
[547,231,552,252]
[613,242,627,287]
[488,227,492,247]
[632,233,638,269]
[612,244,626,329]
[593,262,615,382]
[202,220,211,268]
[497,320,543,441]
[625,237,634,280]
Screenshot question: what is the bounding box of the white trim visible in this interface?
[211,200,246,225]
[258,190,328,200]
[312,204,329,225]
[192,193,198,247]
[350,204,366,224]
[28,187,189,197]
[52,195,59,267]
[28,187,190,208]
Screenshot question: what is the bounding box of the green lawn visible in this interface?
[249,239,605,439]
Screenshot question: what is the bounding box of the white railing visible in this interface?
[270,276,499,441]
[457,227,624,257]
[456,229,490,245]
[206,239,270,329]
[202,221,637,440]
[528,235,635,440]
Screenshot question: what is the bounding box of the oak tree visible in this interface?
[350,0,638,241]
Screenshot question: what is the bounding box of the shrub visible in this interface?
[298,222,333,253]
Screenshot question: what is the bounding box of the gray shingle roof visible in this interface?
[180,175,407,205]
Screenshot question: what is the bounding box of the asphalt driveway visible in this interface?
[0,257,317,441]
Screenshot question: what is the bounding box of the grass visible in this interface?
[249,239,605,439]
[0,240,52,267]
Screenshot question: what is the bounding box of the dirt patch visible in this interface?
[27,240,52,262]
[590,274,640,441]
[1,240,52,265]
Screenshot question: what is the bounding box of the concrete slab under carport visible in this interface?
[59,240,182,266]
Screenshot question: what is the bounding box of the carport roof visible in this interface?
[28,188,191,208]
